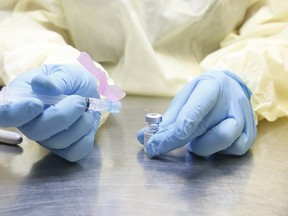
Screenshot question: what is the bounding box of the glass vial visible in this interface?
[144,113,162,152]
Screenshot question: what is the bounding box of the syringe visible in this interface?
[0,87,121,114]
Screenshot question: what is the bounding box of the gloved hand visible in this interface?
[7,64,101,162]
[137,71,257,157]
[0,97,44,128]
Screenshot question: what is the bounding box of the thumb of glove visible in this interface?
[31,64,99,98]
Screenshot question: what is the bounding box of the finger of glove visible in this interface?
[9,67,43,89]
[50,128,96,162]
[173,79,220,139]
[0,99,43,127]
[39,111,101,149]
[220,100,257,156]
[144,123,192,157]
[160,80,199,127]
[137,127,145,145]
[31,66,77,95]
[144,80,221,157]
[31,65,98,97]
[19,95,87,141]
[187,117,244,157]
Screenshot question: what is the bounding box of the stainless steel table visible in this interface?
[0,96,287,216]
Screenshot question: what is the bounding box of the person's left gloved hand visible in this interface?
[137,71,257,157]
[8,64,101,162]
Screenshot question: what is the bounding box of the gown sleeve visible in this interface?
[0,0,108,86]
[201,0,288,121]
[0,0,112,124]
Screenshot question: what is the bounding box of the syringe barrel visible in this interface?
[0,87,66,104]
[0,87,121,113]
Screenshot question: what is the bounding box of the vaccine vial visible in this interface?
[144,113,162,152]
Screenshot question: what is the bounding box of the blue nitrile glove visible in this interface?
[8,64,101,162]
[0,99,43,127]
[137,71,257,157]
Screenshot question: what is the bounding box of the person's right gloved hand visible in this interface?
[5,64,101,162]
[137,70,257,157]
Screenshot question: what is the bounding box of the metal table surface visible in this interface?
[0,95,287,216]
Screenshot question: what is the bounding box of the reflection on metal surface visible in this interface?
[0,96,288,216]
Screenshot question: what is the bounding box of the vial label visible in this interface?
[144,113,162,154]
[144,130,153,153]
[144,130,152,145]
[143,125,160,153]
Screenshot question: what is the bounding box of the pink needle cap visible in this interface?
[77,52,126,101]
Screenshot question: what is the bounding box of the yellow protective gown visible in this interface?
[0,0,288,121]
